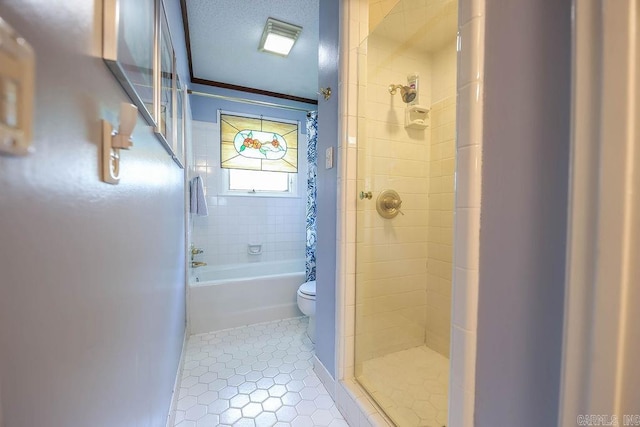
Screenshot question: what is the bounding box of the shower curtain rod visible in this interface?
[187,89,317,113]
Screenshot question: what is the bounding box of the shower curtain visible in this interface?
[305,112,318,282]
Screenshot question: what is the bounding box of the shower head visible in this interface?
[388,84,417,103]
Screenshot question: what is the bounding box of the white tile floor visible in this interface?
[173,317,349,427]
[357,346,449,427]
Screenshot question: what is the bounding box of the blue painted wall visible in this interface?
[314,0,340,377]
[475,0,571,425]
[0,0,191,425]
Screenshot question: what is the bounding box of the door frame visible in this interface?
[559,1,640,424]
[333,1,487,426]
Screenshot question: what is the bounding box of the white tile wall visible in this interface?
[354,31,432,364]
[457,81,484,149]
[334,1,487,426]
[432,41,458,104]
[457,16,485,85]
[426,42,457,357]
[190,121,307,267]
[447,2,485,424]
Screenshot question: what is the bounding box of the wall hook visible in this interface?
[102,103,137,185]
[319,87,332,101]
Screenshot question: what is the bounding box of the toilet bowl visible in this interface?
[297,281,316,342]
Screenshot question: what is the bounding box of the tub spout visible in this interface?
[191,261,207,268]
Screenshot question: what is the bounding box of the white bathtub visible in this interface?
[188,260,306,334]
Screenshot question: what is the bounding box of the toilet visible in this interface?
[296,280,316,342]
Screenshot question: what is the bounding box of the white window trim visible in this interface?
[219,169,300,198]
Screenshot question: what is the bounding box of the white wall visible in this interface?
[0,1,187,426]
[475,0,572,425]
[190,120,307,267]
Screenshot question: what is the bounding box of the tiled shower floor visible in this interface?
[173,317,348,427]
[358,346,449,427]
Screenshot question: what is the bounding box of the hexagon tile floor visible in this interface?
[357,346,449,427]
[173,317,349,427]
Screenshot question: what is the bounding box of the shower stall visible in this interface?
[353,0,458,425]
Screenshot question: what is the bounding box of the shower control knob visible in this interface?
[382,196,404,216]
[383,197,401,210]
[376,189,404,219]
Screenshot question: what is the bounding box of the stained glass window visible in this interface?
[220,113,298,173]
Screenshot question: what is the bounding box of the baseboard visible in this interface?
[165,328,188,427]
[313,355,336,400]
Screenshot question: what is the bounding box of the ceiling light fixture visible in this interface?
[258,18,302,57]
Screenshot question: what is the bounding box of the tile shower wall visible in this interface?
[355,33,432,362]
[191,120,307,267]
[426,40,457,357]
[337,1,485,426]
[368,0,400,32]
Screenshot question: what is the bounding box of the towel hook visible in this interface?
[319,87,332,101]
[102,103,137,184]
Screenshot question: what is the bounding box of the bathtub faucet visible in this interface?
[191,261,207,268]
[190,245,204,261]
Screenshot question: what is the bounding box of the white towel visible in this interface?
[189,178,197,213]
[190,176,208,216]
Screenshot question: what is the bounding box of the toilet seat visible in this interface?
[298,280,316,297]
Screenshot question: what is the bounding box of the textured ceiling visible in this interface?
[372,0,457,53]
[186,0,319,101]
